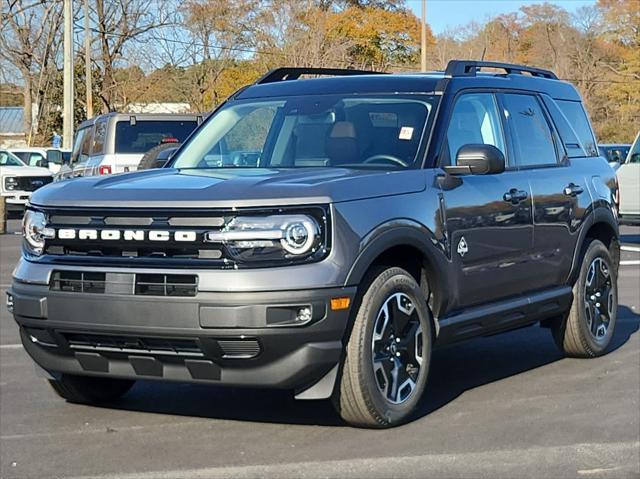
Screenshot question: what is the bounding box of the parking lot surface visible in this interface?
[1,220,638,478]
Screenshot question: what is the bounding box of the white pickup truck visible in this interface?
[0,150,53,213]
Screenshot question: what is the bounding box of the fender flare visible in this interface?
[344,220,449,315]
[568,206,619,284]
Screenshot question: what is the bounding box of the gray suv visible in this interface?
[8,62,620,427]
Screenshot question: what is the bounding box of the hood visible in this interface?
[29,167,426,208]
[0,166,52,177]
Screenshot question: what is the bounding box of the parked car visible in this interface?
[598,144,631,169]
[69,113,201,177]
[0,149,52,213]
[616,131,640,224]
[8,147,72,175]
[9,61,620,428]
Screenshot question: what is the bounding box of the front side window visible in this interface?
[28,152,45,166]
[173,95,434,170]
[114,120,197,154]
[0,151,25,166]
[503,94,557,167]
[629,134,640,164]
[445,93,506,165]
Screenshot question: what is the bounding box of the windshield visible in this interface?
[0,150,27,167]
[115,120,198,154]
[173,95,434,170]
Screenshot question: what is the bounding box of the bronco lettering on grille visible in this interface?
[55,229,199,242]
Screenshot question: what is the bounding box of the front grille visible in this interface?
[58,333,262,359]
[62,333,204,357]
[51,270,198,297]
[38,206,329,269]
[16,176,52,192]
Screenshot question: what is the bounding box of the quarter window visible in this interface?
[502,94,557,167]
[445,93,506,165]
[556,100,598,156]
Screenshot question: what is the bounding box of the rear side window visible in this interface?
[502,93,557,167]
[71,127,92,164]
[91,119,108,155]
[114,120,197,154]
[556,100,598,156]
[541,96,585,158]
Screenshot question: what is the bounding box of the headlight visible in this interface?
[205,214,325,264]
[22,209,54,256]
[4,177,18,191]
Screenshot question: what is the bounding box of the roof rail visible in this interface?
[445,60,558,80]
[255,67,384,84]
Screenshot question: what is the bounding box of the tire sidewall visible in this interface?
[574,240,618,353]
[357,268,432,424]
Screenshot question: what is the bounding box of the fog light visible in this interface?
[6,293,14,313]
[296,307,312,323]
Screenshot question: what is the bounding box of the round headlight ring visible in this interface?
[281,218,317,255]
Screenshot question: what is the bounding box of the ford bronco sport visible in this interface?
[8,61,620,428]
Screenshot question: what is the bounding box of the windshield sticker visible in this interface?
[399,127,414,140]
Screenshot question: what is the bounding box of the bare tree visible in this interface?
[93,0,171,112]
[1,0,63,140]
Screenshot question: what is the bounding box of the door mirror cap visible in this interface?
[445,144,506,175]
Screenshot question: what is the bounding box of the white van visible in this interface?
[70,113,201,177]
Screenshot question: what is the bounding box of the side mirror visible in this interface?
[444,144,505,175]
[36,159,49,168]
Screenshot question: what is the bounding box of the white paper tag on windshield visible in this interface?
[399,126,414,140]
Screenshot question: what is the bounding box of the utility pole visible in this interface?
[84,0,93,119]
[63,0,74,149]
[421,0,427,72]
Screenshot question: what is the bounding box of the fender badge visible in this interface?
[457,237,469,257]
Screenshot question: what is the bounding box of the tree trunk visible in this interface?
[22,73,33,145]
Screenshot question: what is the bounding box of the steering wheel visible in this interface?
[362,154,408,167]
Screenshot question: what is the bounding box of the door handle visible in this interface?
[503,188,528,204]
[564,183,584,197]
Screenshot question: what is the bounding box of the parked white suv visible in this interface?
[71,113,201,177]
[617,131,640,225]
[0,150,53,212]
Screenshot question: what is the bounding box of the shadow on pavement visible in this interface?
[103,305,639,428]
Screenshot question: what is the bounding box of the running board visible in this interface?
[436,286,573,345]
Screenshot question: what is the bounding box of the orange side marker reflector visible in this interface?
[330,297,351,310]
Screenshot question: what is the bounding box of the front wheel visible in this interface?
[333,267,432,428]
[49,374,135,404]
[552,239,618,357]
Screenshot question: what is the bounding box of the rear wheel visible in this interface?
[137,143,180,170]
[333,267,432,428]
[552,239,618,357]
[49,374,135,404]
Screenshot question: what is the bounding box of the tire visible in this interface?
[137,143,180,170]
[333,267,433,428]
[552,239,618,358]
[48,374,135,404]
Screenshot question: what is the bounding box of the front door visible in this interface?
[440,92,534,309]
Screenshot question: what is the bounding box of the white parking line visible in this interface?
[621,245,640,253]
[0,344,22,350]
[620,260,640,266]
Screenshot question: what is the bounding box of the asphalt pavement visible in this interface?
[1,220,638,479]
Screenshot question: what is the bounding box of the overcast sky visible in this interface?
[406,0,596,35]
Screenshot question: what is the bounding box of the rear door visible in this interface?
[501,93,590,289]
[617,133,640,217]
[440,92,534,308]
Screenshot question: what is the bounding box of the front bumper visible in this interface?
[2,193,30,209]
[9,279,355,396]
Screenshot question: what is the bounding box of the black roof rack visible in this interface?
[445,60,558,80]
[255,67,385,84]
